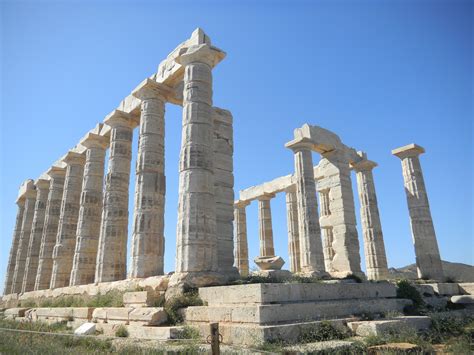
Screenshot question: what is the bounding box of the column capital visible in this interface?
[234,200,251,208]
[80,132,109,150]
[285,137,315,153]
[392,143,425,159]
[352,159,377,172]
[34,178,50,190]
[61,151,86,165]
[46,166,66,179]
[132,78,174,102]
[175,44,226,67]
[104,109,139,129]
[257,193,276,201]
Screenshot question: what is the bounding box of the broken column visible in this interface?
[21,178,50,293]
[69,133,108,286]
[95,110,137,283]
[50,151,85,288]
[129,80,171,279]
[352,157,389,280]
[285,138,326,276]
[392,144,443,280]
[234,200,250,277]
[35,166,66,290]
[3,190,26,295]
[285,186,301,273]
[11,180,36,294]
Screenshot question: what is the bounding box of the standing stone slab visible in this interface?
[50,152,86,288]
[22,179,50,293]
[95,110,137,283]
[35,166,66,290]
[11,181,37,294]
[70,133,108,286]
[234,200,250,277]
[392,144,443,280]
[4,198,25,295]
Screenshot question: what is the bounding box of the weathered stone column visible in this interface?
[173,44,225,283]
[11,181,36,294]
[4,196,26,295]
[21,179,50,293]
[69,133,108,286]
[95,110,137,283]
[35,166,66,290]
[285,138,326,276]
[129,80,171,279]
[318,149,363,278]
[50,151,85,288]
[234,200,250,277]
[285,186,301,273]
[392,144,443,280]
[317,188,335,272]
[352,158,389,280]
[257,194,275,257]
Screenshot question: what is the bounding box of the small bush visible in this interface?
[427,314,474,343]
[364,325,432,351]
[177,325,201,340]
[164,289,204,325]
[396,279,424,313]
[298,321,348,343]
[115,325,129,338]
[444,276,456,283]
[344,274,363,283]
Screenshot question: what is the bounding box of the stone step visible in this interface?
[184,298,411,325]
[92,307,167,326]
[4,307,30,320]
[199,282,396,305]
[123,290,164,308]
[459,283,474,295]
[451,295,474,305]
[26,307,94,322]
[95,323,183,340]
[347,316,431,336]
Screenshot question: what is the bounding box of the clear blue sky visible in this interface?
[0,0,472,294]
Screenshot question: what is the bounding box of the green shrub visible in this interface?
[396,279,424,313]
[427,314,474,343]
[87,290,124,307]
[177,325,201,340]
[344,273,363,283]
[164,289,204,325]
[115,325,129,338]
[298,321,348,343]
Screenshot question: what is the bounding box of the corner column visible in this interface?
[22,179,50,292]
[95,110,137,283]
[286,138,327,276]
[285,186,301,273]
[50,152,85,288]
[234,200,250,277]
[352,158,389,280]
[35,167,66,290]
[69,133,108,286]
[392,144,443,280]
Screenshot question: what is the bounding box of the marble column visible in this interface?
[285,186,301,273]
[352,158,389,280]
[69,133,108,286]
[285,138,326,276]
[174,44,224,276]
[257,194,275,257]
[4,197,25,295]
[234,200,250,277]
[129,80,171,279]
[50,152,85,289]
[22,179,50,293]
[392,143,443,280]
[35,167,66,290]
[11,181,36,293]
[95,110,137,283]
[317,188,335,272]
[318,150,363,278]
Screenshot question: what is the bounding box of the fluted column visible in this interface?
[22,179,50,292]
[352,158,389,280]
[11,181,36,293]
[95,110,137,283]
[50,152,85,288]
[234,200,250,277]
[258,194,275,257]
[285,138,326,276]
[129,80,171,278]
[35,167,66,290]
[285,186,301,273]
[392,144,443,280]
[69,133,108,286]
[174,44,224,276]
[4,198,25,295]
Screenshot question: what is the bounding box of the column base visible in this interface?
[251,269,293,281]
[329,271,367,281]
[297,268,331,279]
[166,271,228,299]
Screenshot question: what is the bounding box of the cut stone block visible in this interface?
[128,307,167,326]
[368,343,421,354]
[459,283,474,295]
[123,291,163,307]
[426,283,459,296]
[92,307,133,324]
[254,256,284,270]
[74,322,96,335]
[4,307,29,319]
[95,323,183,340]
[451,295,474,304]
[348,316,431,336]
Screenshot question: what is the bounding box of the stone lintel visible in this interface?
[175,43,226,68]
[80,132,109,150]
[104,109,139,129]
[257,192,276,201]
[239,174,294,202]
[132,78,176,103]
[285,137,317,152]
[61,151,86,165]
[351,159,378,172]
[234,200,251,208]
[392,143,425,159]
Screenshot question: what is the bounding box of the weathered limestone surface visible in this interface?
[285,186,301,273]
[96,110,137,283]
[35,167,66,291]
[4,198,25,295]
[317,150,362,278]
[70,133,108,286]
[352,158,389,280]
[174,44,224,276]
[392,144,443,280]
[257,194,275,258]
[11,182,37,294]
[286,138,326,276]
[234,200,250,277]
[22,179,50,293]
[50,151,86,289]
[348,316,431,336]
[129,80,171,279]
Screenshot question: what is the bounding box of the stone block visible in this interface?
[459,283,474,295]
[368,343,421,354]
[426,283,459,296]
[72,307,94,321]
[4,307,29,319]
[92,307,132,324]
[35,307,73,322]
[128,307,167,326]
[254,255,285,270]
[123,291,164,308]
[451,295,474,304]
[95,323,182,339]
[74,322,96,335]
[347,316,431,336]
